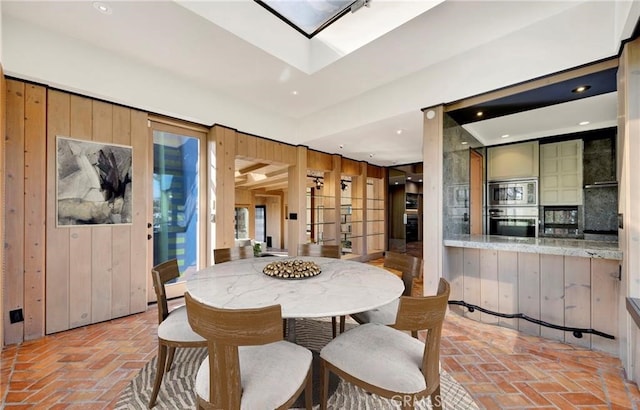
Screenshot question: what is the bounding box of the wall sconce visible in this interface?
[315,177,323,190]
[341,180,348,191]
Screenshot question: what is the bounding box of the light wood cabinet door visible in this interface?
[540,140,583,205]
[487,141,539,181]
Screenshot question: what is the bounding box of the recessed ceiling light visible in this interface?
[291,90,298,95]
[396,129,403,135]
[369,153,374,157]
[579,121,590,126]
[339,144,344,149]
[461,141,468,145]
[476,111,483,117]
[572,85,591,93]
[501,134,510,139]
[93,2,112,14]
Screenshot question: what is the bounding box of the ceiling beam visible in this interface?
[238,162,270,175]
[443,57,618,112]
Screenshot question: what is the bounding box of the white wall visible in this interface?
[1,17,297,143]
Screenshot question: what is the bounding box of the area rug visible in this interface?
[115,318,478,409]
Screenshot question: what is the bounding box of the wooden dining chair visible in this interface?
[184,292,313,410]
[297,243,340,258]
[297,243,343,337]
[350,251,424,337]
[213,245,253,264]
[319,278,450,410]
[149,259,206,408]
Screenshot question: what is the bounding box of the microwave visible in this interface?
[488,179,538,207]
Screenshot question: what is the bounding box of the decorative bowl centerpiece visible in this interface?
[262,259,321,279]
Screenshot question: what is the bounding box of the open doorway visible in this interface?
[255,205,267,244]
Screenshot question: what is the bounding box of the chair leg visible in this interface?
[165,346,177,372]
[304,368,313,410]
[339,315,345,333]
[319,359,329,410]
[149,342,168,408]
[331,317,337,338]
[430,384,442,410]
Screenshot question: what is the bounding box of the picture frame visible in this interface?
[56,136,133,226]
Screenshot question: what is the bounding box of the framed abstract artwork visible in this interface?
[56,136,133,226]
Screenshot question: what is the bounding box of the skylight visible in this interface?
[256,0,363,38]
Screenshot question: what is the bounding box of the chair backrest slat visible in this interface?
[383,251,423,296]
[185,292,284,409]
[391,278,450,395]
[151,259,181,323]
[298,244,340,258]
[214,245,253,264]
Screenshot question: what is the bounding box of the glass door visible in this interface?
[149,121,207,301]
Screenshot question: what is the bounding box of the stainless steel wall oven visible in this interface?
[487,179,539,237]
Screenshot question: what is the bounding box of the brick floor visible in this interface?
[1,261,639,409]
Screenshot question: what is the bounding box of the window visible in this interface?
[256,0,359,38]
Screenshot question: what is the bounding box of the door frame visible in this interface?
[147,118,208,302]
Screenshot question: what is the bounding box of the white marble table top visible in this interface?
[186,256,405,319]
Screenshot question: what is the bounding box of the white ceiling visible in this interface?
[2,1,639,166]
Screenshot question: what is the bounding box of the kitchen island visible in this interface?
[444,234,621,354]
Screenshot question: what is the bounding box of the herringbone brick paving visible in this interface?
[1,259,639,409]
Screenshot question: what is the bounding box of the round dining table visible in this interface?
[185,256,404,320]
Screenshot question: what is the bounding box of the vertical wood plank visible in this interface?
[91,101,113,323]
[23,83,47,341]
[46,90,71,334]
[0,66,5,347]
[591,258,619,354]
[236,132,248,158]
[463,248,481,321]
[423,106,443,293]
[444,247,464,315]
[222,128,236,247]
[518,252,540,335]
[564,256,591,348]
[246,133,257,159]
[111,106,132,318]
[539,254,565,341]
[67,95,93,329]
[497,250,518,329]
[479,249,499,324]
[282,144,296,165]
[130,110,149,313]
[4,80,26,344]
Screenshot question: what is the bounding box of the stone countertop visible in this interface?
[444,234,622,260]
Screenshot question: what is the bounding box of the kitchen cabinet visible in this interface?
[487,141,539,181]
[540,139,583,205]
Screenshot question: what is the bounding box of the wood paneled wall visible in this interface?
[4,80,46,344]
[445,246,620,355]
[0,66,6,347]
[618,35,640,383]
[211,125,299,259]
[44,89,148,335]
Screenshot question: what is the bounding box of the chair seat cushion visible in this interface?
[157,305,205,343]
[195,340,312,410]
[321,323,426,394]
[350,298,399,325]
